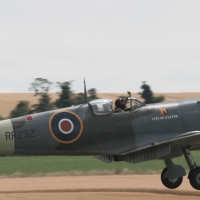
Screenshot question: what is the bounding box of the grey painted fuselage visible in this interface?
[1,98,200,157]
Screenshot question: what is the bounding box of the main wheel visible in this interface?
[189,167,200,190]
[161,168,183,189]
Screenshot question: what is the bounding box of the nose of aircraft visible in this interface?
[0,119,14,155]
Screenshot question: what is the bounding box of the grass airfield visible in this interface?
[0,151,200,177]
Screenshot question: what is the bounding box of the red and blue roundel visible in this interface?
[49,111,83,144]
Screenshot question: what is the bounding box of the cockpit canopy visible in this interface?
[88,99,113,115]
[88,97,145,116]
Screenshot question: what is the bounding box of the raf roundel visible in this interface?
[58,119,74,134]
[49,111,83,144]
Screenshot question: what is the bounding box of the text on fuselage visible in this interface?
[152,115,178,121]
[5,129,35,140]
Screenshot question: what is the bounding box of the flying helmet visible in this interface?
[115,98,125,109]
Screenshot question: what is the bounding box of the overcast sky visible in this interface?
[1,0,200,93]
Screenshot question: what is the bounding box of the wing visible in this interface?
[96,131,200,163]
[170,131,200,148]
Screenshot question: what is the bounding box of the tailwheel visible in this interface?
[189,167,200,190]
[161,168,183,189]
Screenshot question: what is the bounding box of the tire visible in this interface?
[189,167,200,190]
[161,168,183,189]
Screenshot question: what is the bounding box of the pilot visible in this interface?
[114,98,125,113]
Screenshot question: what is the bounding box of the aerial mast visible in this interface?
[84,78,88,103]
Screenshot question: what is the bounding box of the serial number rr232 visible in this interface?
[5,129,35,140]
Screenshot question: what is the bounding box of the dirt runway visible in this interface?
[0,174,199,200]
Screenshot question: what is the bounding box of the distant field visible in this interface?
[1,92,200,117]
[0,151,200,177]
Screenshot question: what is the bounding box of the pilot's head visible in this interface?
[115,98,125,110]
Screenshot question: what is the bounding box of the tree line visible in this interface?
[1,78,165,119]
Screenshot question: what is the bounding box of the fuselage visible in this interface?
[0,98,200,156]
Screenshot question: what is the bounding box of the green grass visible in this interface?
[0,151,200,177]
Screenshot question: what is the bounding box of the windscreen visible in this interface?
[126,98,145,111]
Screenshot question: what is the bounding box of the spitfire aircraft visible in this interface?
[1,88,200,190]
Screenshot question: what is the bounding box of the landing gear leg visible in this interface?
[182,147,200,190]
